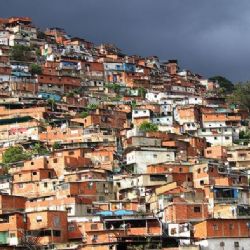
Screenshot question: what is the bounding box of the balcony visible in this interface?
[214,197,238,204]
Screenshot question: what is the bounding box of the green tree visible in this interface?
[138,87,146,98]
[31,143,49,156]
[131,100,137,109]
[139,121,158,133]
[228,82,250,111]
[87,104,98,110]
[3,146,30,164]
[10,45,32,62]
[80,111,89,118]
[29,63,42,76]
[105,83,121,93]
[209,76,234,93]
[66,91,74,98]
[239,130,250,140]
[47,98,56,111]
[52,142,61,150]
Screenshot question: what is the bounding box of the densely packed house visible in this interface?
[0,17,249,250]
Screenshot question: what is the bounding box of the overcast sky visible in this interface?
[1,0,250,82]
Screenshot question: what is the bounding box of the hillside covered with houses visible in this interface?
[0,16,249,250]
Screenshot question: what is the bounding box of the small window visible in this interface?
[194,206,201,213]
[92,234,98,242]
[213,224,219,231]
[66,207,72,213]
[220,242,225,247]
[214,137,218,140]
[53,230,61,237]
[32,172,37,176]
[53,158,57,163]
[200,180,204,185]
[153,154,157,158]
[36,216,42,222]
[179,168,183,172]
[225,136,230,140]
[68,151,74,155]
[91,224,98,230]
[68,225,75,232]
[234,242,239,247]
[44,183,48,188]
[31,161,34,165]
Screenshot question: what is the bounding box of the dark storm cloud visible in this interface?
[1,0,250,82]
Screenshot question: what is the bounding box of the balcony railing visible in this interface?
[214,197,238,203]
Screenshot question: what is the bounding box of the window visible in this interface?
[99,196,105,201]
[53,158,57,163]
[66,207,72,213]
[200,180,204,185]
[234,242,239,247]
[44,183,48,188]
[68,151,74,155]
[213,224,218,231]
[87,182,93,189]
[53,230,61,237]
[229,224,234,230]
[220,242,225,247]
[9,233,15,238]
[234,241,240,247]
[207,150,212,154]
[91,224,98,230]
[48,172,52,179]
[32,172,37,176]
[153,154,157,158]
[68,225,75,232]
[36,216,42,222]
[92,234,98,242]
[179,168,183,172]
[194,206,201,213]
[214,137,218,140]
[225,136,230,140]
[31,161,34,165]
